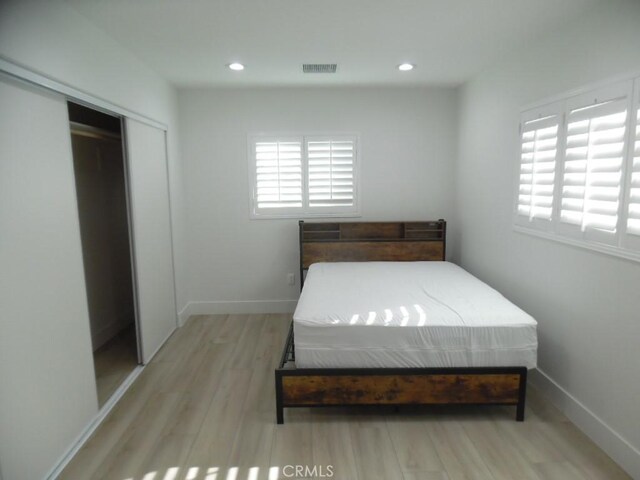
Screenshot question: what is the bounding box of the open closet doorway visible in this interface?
[68,102,140,408]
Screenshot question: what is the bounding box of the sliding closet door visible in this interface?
[125,119,177,363]
[0,78,97,480]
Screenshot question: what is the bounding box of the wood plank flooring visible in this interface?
[61,314,631,480]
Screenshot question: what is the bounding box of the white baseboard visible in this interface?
[177,303,190,327]
[529,368,640,479]
[46,366,144,480]
[184,299,297,317]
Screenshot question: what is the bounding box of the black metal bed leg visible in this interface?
[516,400,525,421]
[277,405,284,425]
[275,371,284,424]
[516,368,527,421]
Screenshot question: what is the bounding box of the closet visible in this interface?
[0,72,177,480]
[68,103,139,407]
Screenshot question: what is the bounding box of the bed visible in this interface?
[275,220,537,424]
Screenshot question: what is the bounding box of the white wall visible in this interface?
[0,1,186,478]
[178,87,458,313]
[455,0,640,477]
[0,0,188,315]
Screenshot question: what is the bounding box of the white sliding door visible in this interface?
[0,78,97,480]
[125,118,177,363]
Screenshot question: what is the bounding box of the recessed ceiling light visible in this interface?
[227,62,245,71]
[398,63,415,71]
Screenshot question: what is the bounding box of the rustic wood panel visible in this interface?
[302,240,444,268]
[403,222,445,240]
[404,230,443,240]
[340,222,404,239]
[303,222,341,231]
[302,223,340,241]
[282,374,521,406]
[303,231,340,241]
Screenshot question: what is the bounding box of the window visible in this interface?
[515,77,640,260]
[628,104,640,235]
[516,102,562,231]
[252,138,303,210]
[557,84,629,246]
[249,134,358,218]
[623,77,640,253]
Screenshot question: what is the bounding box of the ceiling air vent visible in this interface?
[303,64,337,73]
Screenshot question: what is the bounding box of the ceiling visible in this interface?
[65,0,601,88]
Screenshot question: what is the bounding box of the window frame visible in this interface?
[621,76,640,253]
[248,132,361,219]
[248,135,305,218]
[513,100,564,234]
[555,80,633,247]
[513,73,640,263]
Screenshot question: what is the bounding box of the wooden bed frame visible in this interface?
[275,219,527,424]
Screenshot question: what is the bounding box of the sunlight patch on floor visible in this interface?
[163,467,180,480]
[135,465,283,480]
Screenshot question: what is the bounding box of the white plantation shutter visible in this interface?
[620,82,640,254]
[307,137,356,210]
[515,78,640,261]
[626,106,640,236]
[516,108,561,228]
[560,100,627,231]
[249,134,359,218]
[252,138,303,212]
[557,82,632,245]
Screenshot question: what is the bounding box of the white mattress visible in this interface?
[293,261,537,369]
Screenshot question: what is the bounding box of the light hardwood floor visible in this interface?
[93,325,139,407]
[61,314,631,480]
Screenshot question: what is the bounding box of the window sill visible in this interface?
[513,225,640,264]
[250,212,362,220]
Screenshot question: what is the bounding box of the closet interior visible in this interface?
[68,102,140,407]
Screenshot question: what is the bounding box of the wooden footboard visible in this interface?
[275,323,528,424]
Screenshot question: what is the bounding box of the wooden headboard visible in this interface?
[299,219,446,287]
